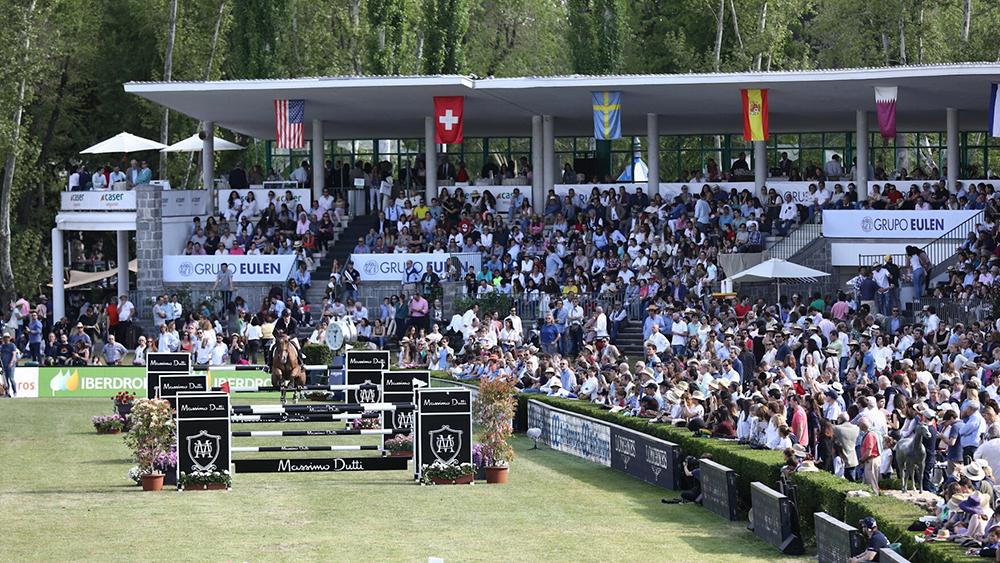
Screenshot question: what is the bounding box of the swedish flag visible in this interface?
[592,91,622,140]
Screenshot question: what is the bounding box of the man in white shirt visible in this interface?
[290,160,309,184]
[671,315,688,356]
[152,295,168,328]
[646,325,669,355]
[117,294,135,345]
[157,323,179,353]
[778,193,798,236]
[824,154,844,180]
[92,168,108,191]
[68,166,83,191]
[168,294,183,323]
[209,335,228,366]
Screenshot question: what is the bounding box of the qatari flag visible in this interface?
[875,87,897,139]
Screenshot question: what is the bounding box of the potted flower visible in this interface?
[123,398,175,491]
[471,443,487,481]
[421,461,476,485]
[92,414,126,434]
[384,434,413,458]
[153,443,179,487]
[178,470,231,491]
[113,391,136,420]
[351,413,382,430]
[474,375,518,484]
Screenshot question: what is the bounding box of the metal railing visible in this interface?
[765,219,823,260]
[859,209,985,268]
[511,289,646,323]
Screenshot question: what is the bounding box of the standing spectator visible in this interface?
[26,312,43,363]
[132,335,148,366]
[116,294,134,347]
[135,160,153,185]
[342,261,360,302]
[152,295,168,328]
[212,263,234,317]
[101,334,128,366]
[1,333,20,397]
[408,293,429,333]
[229,162,249,189]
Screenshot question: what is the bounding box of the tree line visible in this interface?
[1,0,999,304]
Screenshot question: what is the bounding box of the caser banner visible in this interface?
[163,255,297,283]
[60,191,137,211]
[821,210,982,238]
[348,252,481,282]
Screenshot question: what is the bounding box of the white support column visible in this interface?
[425,117,437,205]
[202,121,215,213]
[116,230,129,300]
[647,113,660,199]
[947,107,959,193]
[51,228,64,321]
[542,115,555,192]
[531,115,544,211]
[311,119,325,198]
[753,140,767,191]
[856,110,870,201]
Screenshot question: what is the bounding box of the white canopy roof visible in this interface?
[80,132,167,154]
[728,258,830,283]
[124,63,1000,139]
[161,133,244,153]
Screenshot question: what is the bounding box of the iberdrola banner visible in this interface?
[741,89,769,141]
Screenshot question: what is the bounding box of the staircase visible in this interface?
[303,215,378,309]
[614,322,646,361]
[766,221,823,260]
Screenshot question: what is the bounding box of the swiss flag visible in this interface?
[434,96,464,144]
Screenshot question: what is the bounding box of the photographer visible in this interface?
[663,454,708,505]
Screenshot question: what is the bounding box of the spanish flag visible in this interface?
[741,89,769,141]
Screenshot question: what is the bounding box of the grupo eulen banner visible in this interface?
[348,252,482,282]
[162,255,297,283]
[821,209,982,238]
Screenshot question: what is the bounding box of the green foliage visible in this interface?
[567,0,626,73]
[226,0,284,79]
[303,343,333,367]
[454,292,512,321]
[422,0,470,74]
[367,0,409,74]
[10,228,47,299]
[474,376,518,466]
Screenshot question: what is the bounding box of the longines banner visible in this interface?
[162,255,297,283]
[554,181,819,206]
[821,210,981,238]
[438,185,528,213]
[348,252,481,281]
[215,188,312,213]
[527,400,682,489]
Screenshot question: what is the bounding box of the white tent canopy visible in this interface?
[728,258,829,301]
[80,131,167,154]
[729,258,830,282]
[161,133,243,153]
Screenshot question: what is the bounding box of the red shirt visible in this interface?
[107,303,119,326]
[734,303,751,319]
[860,431,880,461]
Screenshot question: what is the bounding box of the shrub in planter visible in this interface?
[153,444,179,487]
[421,461,475,485]
[384,434,413,457]
[179,470,232,491]
[92,414,126,434]
[113,391,136,420]
[302,343,332,369]
[123,399,175,490]
[474,376,517,477]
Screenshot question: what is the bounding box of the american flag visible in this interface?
[274,99,305,148]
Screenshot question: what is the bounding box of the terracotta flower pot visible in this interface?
[454,474,474,485]
[390,450,413,458]
[141,473,165,492]
[485,466,509,484]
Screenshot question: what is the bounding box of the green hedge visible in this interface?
[516,394,975,563]
[519,394,784,512]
